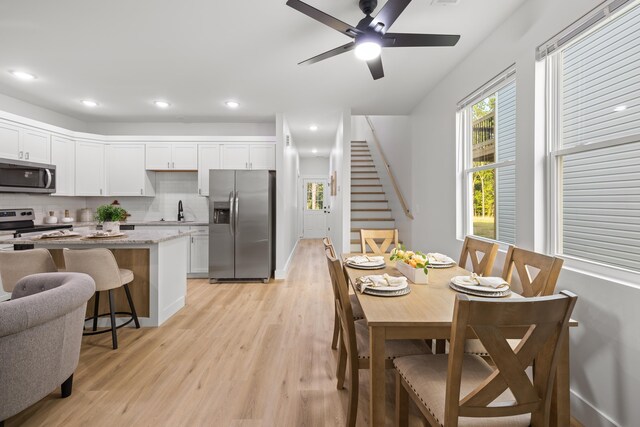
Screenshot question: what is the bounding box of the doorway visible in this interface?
[302,178,328,239]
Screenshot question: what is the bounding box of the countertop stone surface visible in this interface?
[0,229,195,245]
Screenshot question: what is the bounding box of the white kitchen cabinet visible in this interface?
[0,121,50,163]
[197,144,220,196]
[75,141,105,196]
[189,226,209,274]
[107,144,155,196]
[221,144,250,169]
[146,144,197,170]
[51,136,75,196]
[249,144,276,170]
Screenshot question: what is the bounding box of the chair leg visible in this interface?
[331,307,339,350]
[346,358,359,427]
[435,339,446,354]
[1,419,4,427]
[108,290,118,350]
[92,292,100,331]
[336,334,347,390]
[123,283,140,329]
[396,371,409,427]
[61,374,73,398]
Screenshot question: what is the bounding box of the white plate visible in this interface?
[358,280,408,292]
[449,282,511,298]
[346,261,386,270]
[364,286,411,297]
[83,232,126,239]
[32,232,81,240]
[450,276,510,292]
[427,261,456,269]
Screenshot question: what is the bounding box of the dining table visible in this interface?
[343,253,577,427]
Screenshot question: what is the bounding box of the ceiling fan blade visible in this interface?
[370,0,412,33]
[298,42,356,66]
[367,56,384,80]
[286,0,360,38]
[382,33,460,47]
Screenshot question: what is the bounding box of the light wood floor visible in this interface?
[7,239,426,427]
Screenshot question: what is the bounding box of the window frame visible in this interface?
[457,69,517,246]
[544,0,640,283]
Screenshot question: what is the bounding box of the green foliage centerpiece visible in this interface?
[95,204,127,233]
[390,245,430,284]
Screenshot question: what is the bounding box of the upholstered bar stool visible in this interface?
[0,248,58,294]
[63,248,140,350]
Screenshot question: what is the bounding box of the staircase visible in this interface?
[350,140,397,252]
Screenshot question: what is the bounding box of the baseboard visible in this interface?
[274,239,300,280]
[571,389,619,427]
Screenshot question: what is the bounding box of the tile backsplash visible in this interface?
[0,172,209,224]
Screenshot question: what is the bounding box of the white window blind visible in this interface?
[548,0,640,274]
[495,83,517,244]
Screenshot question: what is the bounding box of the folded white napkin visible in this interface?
[470,273,509,289]
[346,255,385,265]
[426,252,455,264]
[356,274,408,293]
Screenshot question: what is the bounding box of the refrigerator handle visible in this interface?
[229,191,235,236]
[234,191,240,234]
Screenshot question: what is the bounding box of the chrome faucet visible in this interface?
[178,200,184,222]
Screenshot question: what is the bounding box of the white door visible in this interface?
[302,179,328,239]
[198,144,220,196]
[171,144,197,170]
[108,144,146,196]
[51,136,75,196]
[221,145,249,169]
[249,144,276,170]
[75,141,105,196]
[0,122,21,160]
[21,129,50,163]
[146,144,172,170]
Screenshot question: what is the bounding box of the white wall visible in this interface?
[0,93,88,131]
[328,110,351,254]
[86,121,276,136]
[274,114,300,278]
[409,0,633,426]
[299,156,329,176]
[352,115,413,247]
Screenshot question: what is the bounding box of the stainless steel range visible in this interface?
[0,208,72,249]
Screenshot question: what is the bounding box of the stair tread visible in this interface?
[352,192,385,194]
[351,184,382,187]
[351,200,388,202]
[352,218,395,221]
[351,208,392,211]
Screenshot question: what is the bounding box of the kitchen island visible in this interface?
[0,229,193,327]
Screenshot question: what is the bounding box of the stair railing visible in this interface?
[364,116,414,220]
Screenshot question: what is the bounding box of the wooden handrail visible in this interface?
[364,116,414,220]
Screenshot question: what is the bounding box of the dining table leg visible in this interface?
[550,325,571,426]
[369,325,386,427]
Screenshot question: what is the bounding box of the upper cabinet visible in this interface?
[0,121,50,163]
[146,144,197,170]
[197,144,220,196]
[107,144,155,196]
[51,136,75,196]
[75,141,105,196]
[220,144,275,170]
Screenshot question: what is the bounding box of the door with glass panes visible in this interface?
[302,179,328,238]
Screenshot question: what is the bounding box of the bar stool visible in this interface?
[0,248,58,293]
[63,248,140,349]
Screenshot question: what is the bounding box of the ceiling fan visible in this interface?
[286,0,461,80]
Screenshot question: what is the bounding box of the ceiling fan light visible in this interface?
[354,41,381,61]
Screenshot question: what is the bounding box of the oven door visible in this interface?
[0,158,56,193]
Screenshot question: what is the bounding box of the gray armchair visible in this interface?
[0,273,95,426]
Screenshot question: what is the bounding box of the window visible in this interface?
[543,0,640,274]
[458,68,517,244]
[305,181,325,210]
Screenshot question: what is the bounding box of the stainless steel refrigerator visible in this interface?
[209,170,275,282]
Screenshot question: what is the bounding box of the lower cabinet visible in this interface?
[189,227,209,275]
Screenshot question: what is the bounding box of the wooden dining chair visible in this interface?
[325,249,430,427]
[323,237,364,351]
[395,291,577,427]
[359,229,399,254]
[458,236,500,276]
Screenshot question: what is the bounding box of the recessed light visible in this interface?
[354,41,382,61]
[312,148,318,154]
[309,125,318,131]
[81,99,98,107]
[613,105,627,112]
[9,70,36,80]
[154,100,170,108]
[225,100,240,109]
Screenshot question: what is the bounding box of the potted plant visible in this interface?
[390,245,430,284]
[95,204,127,233]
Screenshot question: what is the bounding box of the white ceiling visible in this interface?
[0,0,525,155]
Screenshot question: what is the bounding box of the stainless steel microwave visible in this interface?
[0,158,56,194]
